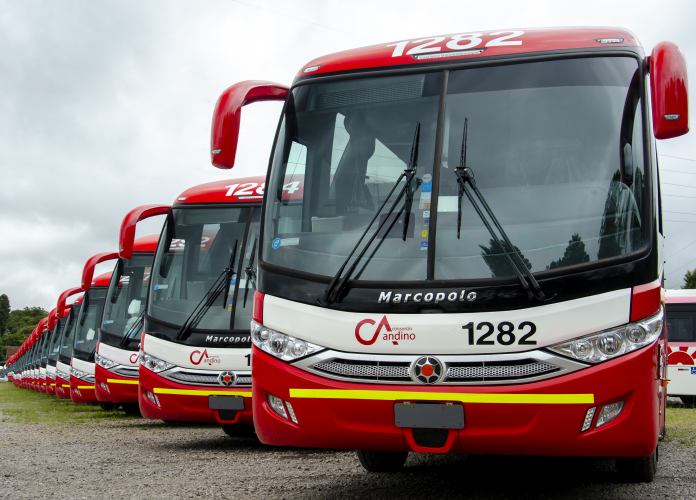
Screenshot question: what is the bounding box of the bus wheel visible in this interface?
[121,403,142,416]
[221,424,256,438]
[356,450,408,472]
[99,402,118,411]
[615,448,657,483]
[680,396,696,407]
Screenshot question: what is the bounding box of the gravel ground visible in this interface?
[1,417,694,500]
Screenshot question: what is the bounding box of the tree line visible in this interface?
[0,294,48,361]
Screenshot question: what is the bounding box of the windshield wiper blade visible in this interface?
[243,237,257,308]
[176,240,238,340]
[120,311,145,347]
[322,123,420,305]
[454,118,552,302]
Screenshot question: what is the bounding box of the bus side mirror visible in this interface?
[210,80,289,169]
[650,41,689,140]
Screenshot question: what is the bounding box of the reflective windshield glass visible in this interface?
[59,306,78,360]
[263,57,647,282]
[102,254,153,340]
[435,57,645,279]
[48,319,65,362]
[40,331,51,364]
[263,73,443,281]
[74,288,107,357]
[148,207,254,331]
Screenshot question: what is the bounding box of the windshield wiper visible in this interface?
[120,311,145,347]
[322,122,420,305]
[176,240,238,340]
[243,237,257,309]
[454,118,551,302]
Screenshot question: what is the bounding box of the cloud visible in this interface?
[1,0,696,310]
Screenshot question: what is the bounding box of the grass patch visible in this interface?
[0,383,140,425]
[665,399,696,447]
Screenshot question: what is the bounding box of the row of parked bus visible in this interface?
[1,25,695,483]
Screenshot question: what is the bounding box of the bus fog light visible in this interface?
[571,339,594,360]
[267,394,288,419]
[285,401,298,424]
[626,326,647,344]
[74,388,82,397]
[595,401,624,428]
[269,332,288,356]
[145,390,161,407]
[581,406,596,432]
[597,332,624,356]
[99,382,110,393]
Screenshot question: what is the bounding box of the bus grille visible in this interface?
[313,360,411,381]
[113,367,139,378]
[309,358,560,384]
[169,372,220,385]
[447,360,559,381]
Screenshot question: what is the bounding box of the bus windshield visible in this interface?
[59,306,79,362]
[147,207,260,335]
[101,254,152,342]
[48,318,65,363]
[263,57,647,283]
[73,288,107,359]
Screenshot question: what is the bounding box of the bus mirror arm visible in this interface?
[211,81,290,170]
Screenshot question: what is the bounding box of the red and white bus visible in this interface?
[138,178,263,435]
[210,28,688,481]
[95,210,168,413]
[665,290,696,406]
[70,264,115,404]
[55,288,84,399]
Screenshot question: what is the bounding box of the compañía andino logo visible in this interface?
[355,316,415,346]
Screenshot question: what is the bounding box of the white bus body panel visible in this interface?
[263,288,632,355]
[142,334,250,371]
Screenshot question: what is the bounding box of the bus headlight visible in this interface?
[548,307,663,364]
[139,351,175,373]
[251,321,324,361]
[95,353,118,370]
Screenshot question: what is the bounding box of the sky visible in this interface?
[1,0,696,311]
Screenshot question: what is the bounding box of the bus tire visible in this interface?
[99,402,118,411]
[121,403,142,416]
[680,396,696,407]
[221,424,256,438]
[356,450,408,472]
[615,448,657,483]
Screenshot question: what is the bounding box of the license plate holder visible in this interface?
[394,402,465,429]
[209,396,245,410]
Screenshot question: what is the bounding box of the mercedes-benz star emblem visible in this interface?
[410,356,444,384]
[218,371,236,387]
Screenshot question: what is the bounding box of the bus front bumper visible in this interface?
[138,366,253,424]
[55,376,71,399]
[252,344,660,457]
[70,375,98,404]
[95,365,139,404]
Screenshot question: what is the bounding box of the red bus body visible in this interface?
[138,178,263,428]
[210,27,688,478]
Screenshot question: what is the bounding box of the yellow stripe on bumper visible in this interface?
[50,383,56,387]
[77,385,95,390]
[106,379,139,385]
[289,389,594,405]
[62,384,70,388]
[153,388,252,397]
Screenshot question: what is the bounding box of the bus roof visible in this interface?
[175,176,267,205]
[665,289,696,303]
[92,271,113,288]
[133,234,159,253]
[297,27,640,78]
